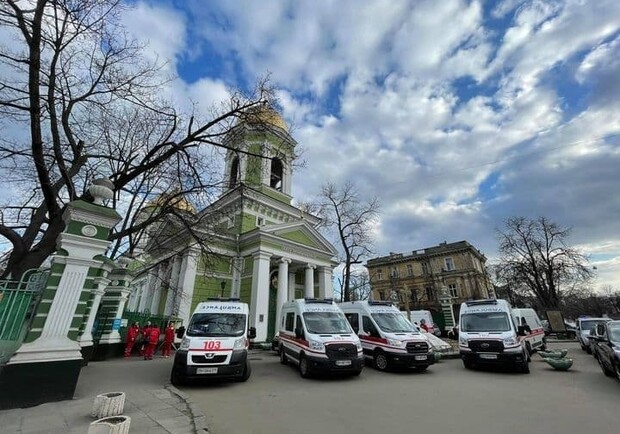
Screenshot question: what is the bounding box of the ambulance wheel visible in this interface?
[299,354,311,378]
[525,343,532,361]
[463,359,474,370]
[373,350,389,371]
[518,360,530,374]
[239,361,252,382]
[415,365,428,372]
[279,345,288,365]
[170,368,184,386]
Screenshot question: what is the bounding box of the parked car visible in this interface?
[577,317,611,353]
[591,320,620,380]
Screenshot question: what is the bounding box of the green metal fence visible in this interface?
[0,269,49,364]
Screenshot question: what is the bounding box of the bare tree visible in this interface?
[0,0,274,278]
[320,182,380,302]
[495,216,594,309]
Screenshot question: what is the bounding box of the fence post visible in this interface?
[0,179,121,410]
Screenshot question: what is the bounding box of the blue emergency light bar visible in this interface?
[304,297,334,304]
[206,297,241,302]
[368,300,394,306]
[465,299,498,307]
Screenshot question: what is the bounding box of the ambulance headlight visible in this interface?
[309,340,324,351]
[503,336,518,347]
[356,341,363,351]
[459,336,468,347]
[180,338,190,350]
[387,339,404,347]
[233,337,247,350]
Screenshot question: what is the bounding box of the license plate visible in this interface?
[479,354,498,360]
[196,367,218,374]
[335,360,352,366]
[415,355,427,361]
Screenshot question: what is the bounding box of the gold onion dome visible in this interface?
[147,192,196,214]
[241,104,288,132]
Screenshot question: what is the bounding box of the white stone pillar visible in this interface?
[275,258,290,333]
[149,264,165,314]
[304,264,316,298]
[164,257,181,316]
[288,271,296,301]
[250,251,271,342]
[231,257,243,298]
[99,281,132,345]
[77,280,108,348]
[318,266,333,299]
[176,250,198,326]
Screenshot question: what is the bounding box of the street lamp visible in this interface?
[220,281,226,297]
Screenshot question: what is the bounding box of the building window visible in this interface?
[425,287,434,301]
[379,291,386,300]
[270,157,283,191]
[444,257,455,271]
[410,289,418,303]
[256,216,265,226]
[376,269,383,280]
[229,157,239,188]
[391,267,399,278]
[406,264,413,276]
[227,215,235,229]
[421,262,430,275]
[448,283,458,298]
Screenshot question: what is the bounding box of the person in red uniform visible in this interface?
[162,322,175,358]
[124,321,140,358]
[145,323,160,360]
[139,321,152,356]
[420,318,430,333]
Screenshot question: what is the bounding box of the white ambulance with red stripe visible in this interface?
[339,301,435,371]
[459,299,530,373]
[170,298,256,385]
[278,298,364,378]
[511,308,547,354]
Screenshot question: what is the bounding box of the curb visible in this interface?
[166,383,209,434]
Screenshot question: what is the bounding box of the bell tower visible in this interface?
[222,105,296,204]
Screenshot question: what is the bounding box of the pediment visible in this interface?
[260,221,337,255]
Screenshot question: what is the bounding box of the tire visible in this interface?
[299,354,311,378]
[518,355,530,374]
[598,356,614,377]
[279,345,288,365]
[239,361,252,382]
[351,369,362,377]
[525,343,532,362]
[415,365,428,372]
[373,350,389,371]
[615,363,620,382]
[585,346,592,355]
[580,344,587,352]
[463,359,474,370]
[170,367,184,386]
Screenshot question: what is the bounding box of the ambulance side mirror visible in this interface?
[248,327,257,339]
[517,326,527,336]
[176,327,185,339]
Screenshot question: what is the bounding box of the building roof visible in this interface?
[238,104,288,132]
[366,240,486,266]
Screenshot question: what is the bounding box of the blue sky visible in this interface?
[85,1,620,289]
[0,0,608,290]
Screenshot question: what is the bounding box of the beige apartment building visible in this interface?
[366,240,493,329]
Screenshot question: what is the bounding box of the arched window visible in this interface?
[270,157,283,191]
[229,157,239,188]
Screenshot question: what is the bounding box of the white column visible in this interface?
[164,256,182,316]
[99,286,131,344]
[231,257,243,298]
[138,271,156,312]
[150,264,165,314]
[304,264,316,298]
[250,251,271,342]
[288,271,296,301]
[318,266,333,299]
[275,258,290,333]
[176,250,198,326]
[77,279,108,348]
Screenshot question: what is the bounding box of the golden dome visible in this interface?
[147,193,196,214]
[241,105,288,132]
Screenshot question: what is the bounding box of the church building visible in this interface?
[125,107,338,343]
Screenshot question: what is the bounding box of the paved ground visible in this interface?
[0,356,202,433]
[181,341,619,434]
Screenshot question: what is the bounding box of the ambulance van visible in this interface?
[340,301,435,371]
[458,299,530,373]
[278,298,364,378]
[170,298,256,385]
[511,308,547,354]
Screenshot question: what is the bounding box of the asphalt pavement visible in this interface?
[0,356,206,434]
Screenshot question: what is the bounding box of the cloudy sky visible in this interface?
[122,0,620,289]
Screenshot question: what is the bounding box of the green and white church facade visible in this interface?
[127,108,338,342]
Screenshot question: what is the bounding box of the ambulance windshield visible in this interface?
[372,313,415,333]
[187,313,246,337]
[461,312,511,332]
[303,312,351,334]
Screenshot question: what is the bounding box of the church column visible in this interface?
[250,251,272,342]
[304,264,316,298]
[164,256,181,316]
[149,263,166,314]
[231,257,243,298]
[275,258,290,333]
[288,271,296,301]
[176,249,199,327]
[318,266,333,299]
[282,160,293,195]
